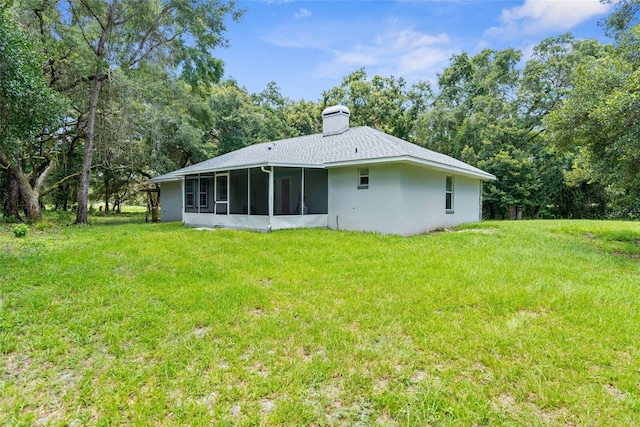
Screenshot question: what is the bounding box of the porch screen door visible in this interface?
[215,174,228,214]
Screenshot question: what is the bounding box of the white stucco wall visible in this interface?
[328,164,403,234]
[328,163,483,235]
[159,181,183,222]
[397,164,481,235]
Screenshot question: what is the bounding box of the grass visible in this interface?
[1,217,639,425]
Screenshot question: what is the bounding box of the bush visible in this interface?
[34,220,55,231]
[13,223,28,238]
[3,215,21,224]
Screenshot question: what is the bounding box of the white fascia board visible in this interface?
[267,162,325,169]
[174,162,325,177]
[325,156,497,180]
[149,174,182,183]
[174,162,268,177]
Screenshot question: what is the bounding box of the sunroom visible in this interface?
[181,166,328,230]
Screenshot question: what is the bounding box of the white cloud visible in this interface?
[317,28,454,83]
[294,8,311,20]
[485,0,611,37]
[261,19,455,89]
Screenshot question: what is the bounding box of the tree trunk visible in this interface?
[104,176,110,212]
[8,166,40,221]
[8,173,21,220]
[74,3,114,224]
[63,186,68,211]
[0,152,55,222]
[75,75,103,224]
[533,206,541,219]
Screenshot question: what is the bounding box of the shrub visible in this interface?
[34,220,55,231]
[13,223,28,238]
[4,215,21,224]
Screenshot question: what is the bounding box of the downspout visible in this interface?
[301,168,305,216]
[479,181,483,221]
[197,174,201,214]
[180,178,185,224]
[261,166,273,230]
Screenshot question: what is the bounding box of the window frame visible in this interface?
[199,179,209,208]
[358,168,369,190]
[185,180,196,209]
[445,175,454,213]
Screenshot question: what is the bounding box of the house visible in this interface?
[149,106,496,235]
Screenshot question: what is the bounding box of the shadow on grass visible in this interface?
[88,212,151,226]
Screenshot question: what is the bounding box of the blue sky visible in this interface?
[215,0,613,101]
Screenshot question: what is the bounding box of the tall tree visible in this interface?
[414,41,607,219]
[547,3,640,211]
[24,0,243,224]
[207,80,301,155]
[0,5,65,221]
[322,68,432,140]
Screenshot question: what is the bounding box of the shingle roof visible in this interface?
[151,126,495,182]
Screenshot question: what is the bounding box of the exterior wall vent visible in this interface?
[322,105,350,136]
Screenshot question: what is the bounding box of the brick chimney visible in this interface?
[322,105,350,136]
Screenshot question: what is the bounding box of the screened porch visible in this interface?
[182,166,328,230]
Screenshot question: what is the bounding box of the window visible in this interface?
[216,175,228,201]
[186,180,195,208]
[358,168,369,189]
[445,176,454,213]
[199,179,208,208]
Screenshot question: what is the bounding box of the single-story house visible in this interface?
[149,106,496,235]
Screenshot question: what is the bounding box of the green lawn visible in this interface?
[1,218,639,425]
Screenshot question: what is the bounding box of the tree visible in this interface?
[547,4,640,212]
[0,5,65,221]
[518,34,609,218]
[23,0,243,224]
[283,100,322,136]
[321,68,432,140]
[413,39,610,220]
[412,49,542,218]
[140,69,218,174]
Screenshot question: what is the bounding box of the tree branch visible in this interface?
[34,155,57,195]
[41,163,100,197]
[67,0,99,56]
[127,6,177,68]
[77,0,107,31]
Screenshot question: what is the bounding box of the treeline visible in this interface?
[1,1,639,223]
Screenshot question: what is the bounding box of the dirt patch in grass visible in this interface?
[492,393,517,413]
[604,383,627,400]
[581,230,640,259]
[455,228,499,234]
[193,326,211,338]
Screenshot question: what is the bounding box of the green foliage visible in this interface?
[0,6,65,154]
[207,80,313,155]
[322,68,432,140]
[1,220,640,424]
[12,223,28,237]
[412,37,612,219]
[547,21,640,212]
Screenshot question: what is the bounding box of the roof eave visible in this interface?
[325,156,496,180]
[149,174,181,183]
[173,161,325,177]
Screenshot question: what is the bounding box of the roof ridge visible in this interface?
[362,126,415,157]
